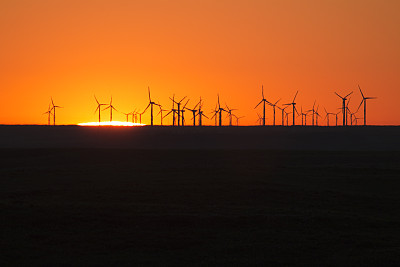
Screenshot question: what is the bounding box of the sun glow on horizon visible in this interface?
[78,121,145,127]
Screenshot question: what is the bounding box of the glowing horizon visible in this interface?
[78,121,145,127]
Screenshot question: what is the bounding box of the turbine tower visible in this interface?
[283,91,299,126]
[225,103,237,126]
[335,91,353,126]
[357,85,377,126]
[277,105,289,126]
[51,98,62,126]
[324,107,335,126]
[216,94,226,126]
[43,103,52,125]
[94,95,107,123]
[268,99,280,126]
[142,87,160,126]
[186,99,200,126]
[254,85,270,126]
[103,96,117,122]
[197,98,208,126]
[171,95,187,126]
[157,103,168,126]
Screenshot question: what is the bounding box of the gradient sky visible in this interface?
[0,0,399,125]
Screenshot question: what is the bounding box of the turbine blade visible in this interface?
[356,99,364,112]
[358,85,365,99]
[254,100,263,109]
[335,92,344,99]
[148,86,151,101]
[345,91,353,98]
[293,91,299,102]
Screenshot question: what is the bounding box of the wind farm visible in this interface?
[1,1,400,266]
[44,84,379,129]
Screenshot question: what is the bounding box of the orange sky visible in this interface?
[0,0,399,125]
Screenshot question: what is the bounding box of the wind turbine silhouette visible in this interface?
[225,103,237,126]
[299,106,309,126]
[335,111,340,126]
[122,112,131,122]
[335,91,353,126]
[164,95,177,126]
[131,109,138,123]
[43,103,52,125]
[283,91,299,126]
[94,95,107,123]
[233,115,245,126]
[171,95,187,126]
[268,99,280,126]
[157,103,168,126]
[143,87,160,126]
[216,94,227,126]
[315,105,321,126]
[256,113,263,125]
[324,107,335,126]
[180,99,190,126]
[102,96,117,122]
[306,101,317,126]
[277,105,289,126]
[254,85,270,126]
[210,104,219,126]
[197,98,208,126]
[357,85,377,126]
[186,100,200,126]
[51,98,62,126]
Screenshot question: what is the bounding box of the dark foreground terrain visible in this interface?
[1,149,400,266]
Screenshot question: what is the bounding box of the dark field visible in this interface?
[1,149,400,266]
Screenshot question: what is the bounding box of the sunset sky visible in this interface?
[0,0,399,125]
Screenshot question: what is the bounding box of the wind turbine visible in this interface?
[353,114,362,125]
[171,95,187,126]
[216,94,226,126]
[324,107,335,126]
[51,98,62,126]
[180,99,190,126]
[164,95,177,126]
[315,105,321,126]
[94,95,107,123]
[323,108,332,126]
[357,85,377,126]
[142,87,160,126]
[157,103,168,126]
[299,106,309,126]
[43,103,52,125]
[335,111,340,126]
[102,96,117,122]
[225,103,237,126]
[131,108,138,123]
[197,98,208,126]
[233,114,245,126]
[186,99,200,126]
[335,91,353,126]
[268,99,280,126]
[306,101,317,126]
[277,105,289,126]
[256,113,263,126]
[283,91,299,126]
[122,112,131,122]
[210,104,219,126]
[254,85,271,126]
